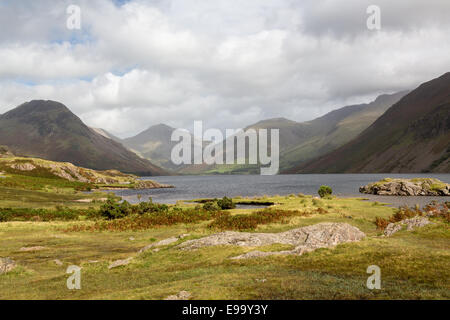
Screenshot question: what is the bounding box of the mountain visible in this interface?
[291,72,450,173]
[123,124,184,171]
[0,100,167,175]
[280,91,408,170]
[179,91,407,174]
[90,127,123,143]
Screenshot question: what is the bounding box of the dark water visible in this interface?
[112,174,450,207]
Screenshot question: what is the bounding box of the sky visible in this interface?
[0,0,450,138]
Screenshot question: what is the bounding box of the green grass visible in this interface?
[0,174,448,300]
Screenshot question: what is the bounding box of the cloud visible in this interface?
[0,0,450,137]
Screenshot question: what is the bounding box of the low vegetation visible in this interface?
[318,185,333,198]
[0,164,449,300]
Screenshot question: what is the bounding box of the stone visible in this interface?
[403,217,431,231]
[384,223,403,237]
[108,257,132,269]
[164,291,191,300]
[360,178,449,196]
[19,246,46,252]
[0,257,16,274]
[384,216,431,236]
[138,234,190,254]
[54,259,63,266]
[179,223,365,259]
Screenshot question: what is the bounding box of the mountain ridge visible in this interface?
[0,100,168,176]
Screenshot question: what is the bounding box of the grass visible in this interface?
[0,172,448,300]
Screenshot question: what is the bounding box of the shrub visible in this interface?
[99,197,132,220]
[208,208,310,231]
[318,185,332,198]
[203,201,220,212]
[216,196,236,210]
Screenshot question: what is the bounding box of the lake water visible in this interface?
[112,174,450,208]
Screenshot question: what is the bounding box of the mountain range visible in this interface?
[290,72,450,173]
[0,73,448,175]
[117,91,408,174]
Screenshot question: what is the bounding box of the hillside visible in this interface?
[291,72,450,173]
[122,124,181,170]
[0,100,167,176]
[179,91,406,174]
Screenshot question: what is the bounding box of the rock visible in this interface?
[54,259,63,266]
[8,163,36,171]
[403,217,431,231]
[384,223,403,237]
[179,223,365,259]
[384,216,431,236]
[138,234,190,254]
[19,246,46,252]
[360,178,449,196]
[0,257,16,274]
[108,257,132,269]
[164,291,191,300]
[255,279,267,283]
[129,237,135,241]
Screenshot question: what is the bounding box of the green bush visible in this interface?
[203,201,220,212]
[318,185,332,198]
[216,197,236,210]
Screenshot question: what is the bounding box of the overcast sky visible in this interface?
[1,0,450,137]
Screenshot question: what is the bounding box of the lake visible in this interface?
[112,173,450,207]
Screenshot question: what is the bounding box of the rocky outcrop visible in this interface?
[179,223,365,259]
[360,178,450,196]
[384,216,431,236]
[0,257,16,274]
[0,157,173,189]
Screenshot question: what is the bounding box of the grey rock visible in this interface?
[384,223,403,237]
[108,257,132,269]
[384,216,431,236]
[138,234,190,254]
[164,291,191,300]
[19,246,46,252]
[54,259,63,266]
[360,178,449,196]
[180,223,365,259]
[0,257,16,274]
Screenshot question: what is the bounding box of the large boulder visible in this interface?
[179,223,365,259]
[360,178,450,196]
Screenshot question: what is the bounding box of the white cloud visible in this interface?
[0,0,450,137]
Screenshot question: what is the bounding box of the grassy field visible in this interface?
[1,185,449,299]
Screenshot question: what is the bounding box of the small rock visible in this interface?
[164,291,191,300]
[138,234,190,254]
[108,257,132,269]
[255,279,267,283]
[0,257,16,274]
[384,216,431,236]
[403,217,431,231]
[129,237,135,241]
[19,246,46,252]
[152,248,160,252]
[54,259,63,266]
[88,260,99,264]
[384,223,403,237]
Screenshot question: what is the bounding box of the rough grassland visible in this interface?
[1,193,449,300]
